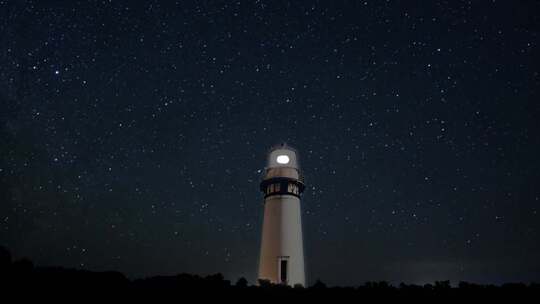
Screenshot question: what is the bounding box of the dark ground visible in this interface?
[1,246,538,299]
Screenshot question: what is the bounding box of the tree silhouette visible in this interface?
[257,279,272,288]
[312,279,327,289]
[235,277,248,288]
[0,245,538,298]
[0,246,11,270]
[435,280,451,290]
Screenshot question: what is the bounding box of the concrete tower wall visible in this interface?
[258,194,305,286]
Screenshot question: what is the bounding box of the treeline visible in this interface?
[1,246,539,298]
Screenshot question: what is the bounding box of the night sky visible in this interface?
[1,0,539,286]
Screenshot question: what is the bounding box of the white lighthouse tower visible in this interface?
[258,144,306,286]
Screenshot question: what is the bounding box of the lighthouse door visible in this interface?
[279,258,288,284]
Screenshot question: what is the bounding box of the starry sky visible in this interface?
[1,0,539,286]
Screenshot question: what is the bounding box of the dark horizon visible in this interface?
[1,0,539,287]
[1,245,539,289]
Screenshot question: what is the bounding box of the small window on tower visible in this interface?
[274,183,280,192]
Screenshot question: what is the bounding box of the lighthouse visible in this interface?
[258,144,306,286]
